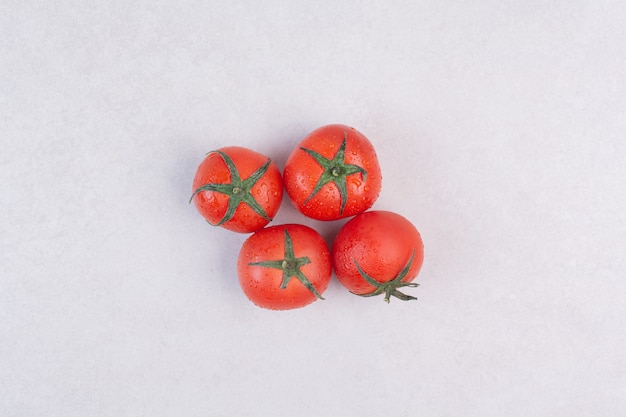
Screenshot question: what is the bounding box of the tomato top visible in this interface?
[191,146,283,233]
[237,224,332,310]
[283,124,382,221]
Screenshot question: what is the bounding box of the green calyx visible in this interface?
[249,229,325,300]
[300,131,367,215]
[189,150,272,226]
[353,250,419,303]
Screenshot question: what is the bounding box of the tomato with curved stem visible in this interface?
[283,124,382,221]
[332,210,424,303]
[238,224,332,310]
[190,146,283,233]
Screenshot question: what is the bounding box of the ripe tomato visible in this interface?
[237,224,332,310]
[332,211,424,303]
[283,124,382,221]
[190,146,283,233]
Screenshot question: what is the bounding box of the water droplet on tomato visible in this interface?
[350,178,362,187]
[259,183,270,203]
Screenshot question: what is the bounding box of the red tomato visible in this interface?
[332,211,424,303]
[237,224,332,310]
[190,146,283,233]
[283,124,382,221]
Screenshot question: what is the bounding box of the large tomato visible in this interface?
[190,146,283,233]
[332,211,424,303]
[237,224,332,310]
[283,124,382,221]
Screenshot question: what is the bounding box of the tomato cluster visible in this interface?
[190,124,424,310]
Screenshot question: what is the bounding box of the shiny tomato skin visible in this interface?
[332,211,424,296]
[238,224,332,310]
[283,124,382,221]
[191,146,283,233]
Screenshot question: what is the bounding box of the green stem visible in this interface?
[249,229,325,300]
[353,250,419,303]
[190,151,273,225]
[300,131,367,215]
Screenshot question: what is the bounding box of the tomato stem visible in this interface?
[353,250,419,302]
[249,229,325,300]
[299,131,367,216]
[189,151,273,225]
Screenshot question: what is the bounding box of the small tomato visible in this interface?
[237,224,332,310]
[283,124,382,221]
[190,146,283,233]
[332,210,424,303]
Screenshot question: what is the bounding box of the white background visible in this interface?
[2,1,625,416]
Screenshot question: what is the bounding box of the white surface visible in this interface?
[2,1,625,416]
